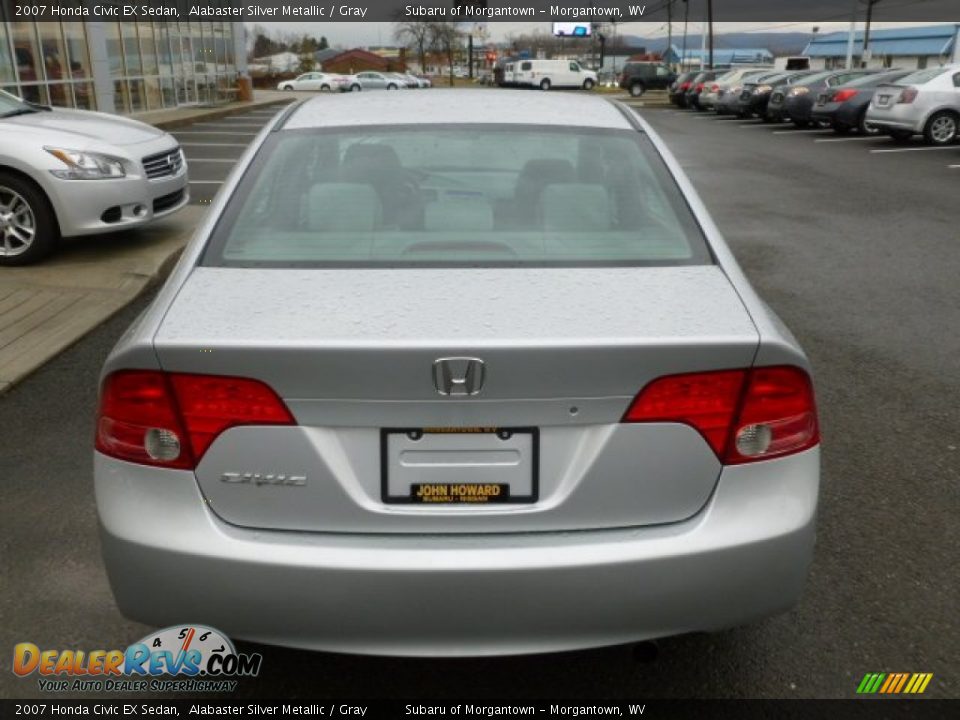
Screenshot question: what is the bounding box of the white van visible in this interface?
[512,59,598,90]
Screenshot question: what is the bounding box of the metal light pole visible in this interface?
[681,0,689,71]
[845,0,858,70]
[707,0,714,69]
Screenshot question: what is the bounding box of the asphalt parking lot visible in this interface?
[1,95,957,700]
[171,104,294,206]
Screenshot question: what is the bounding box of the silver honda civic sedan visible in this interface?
[95,91,820,656]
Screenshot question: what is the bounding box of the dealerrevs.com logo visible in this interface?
[13,625,262,693]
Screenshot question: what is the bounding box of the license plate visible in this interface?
[817,94,828,105]
[381,427,539,504]
[877,95,891,106]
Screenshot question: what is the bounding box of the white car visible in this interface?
[700,67,773,111]
[511,59,598,91]
[866,64,960,144]
[0,89,188,265]
[277,72,348,92]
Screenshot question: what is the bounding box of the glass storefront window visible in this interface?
[138,21,158,76]
[120,22,141,75]
[144,75,161,110]
[37,23,67,83]
[73,81,94,110]
[160,76,175,107]
[113,78,130,113]
[128,78,145,112]
[156,23,173,76]
[105,22,124,77]
[10,22,42,84]
[62,22,92,80]
[0,22,16,84]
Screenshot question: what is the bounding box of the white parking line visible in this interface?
[179,142,248,147]
[189,180,223,185]
[194,123,266,129]
[870,146,958,154]
[772,129,832,135]
[738,122,769,127]
[814,136,888,143]
[174,131,259,136]
[949,165,960,168]
[182,158,237,162]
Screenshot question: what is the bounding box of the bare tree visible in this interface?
[428,22,461,86]
[393,21,431,74]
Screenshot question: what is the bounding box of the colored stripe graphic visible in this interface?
[857,672,932,694]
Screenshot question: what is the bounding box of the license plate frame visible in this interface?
[380,427,539,505]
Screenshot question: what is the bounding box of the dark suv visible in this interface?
[618,62,677,97]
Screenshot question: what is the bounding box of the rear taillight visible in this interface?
[695,82,705,92]
[679,82,691,91]
[96,370,294,469]
[898,86,918,104]
[832,88,858,103]
[710,84,720,93]
[622,366,818,464]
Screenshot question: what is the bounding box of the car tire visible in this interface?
[582,79,595,91]
[540,79,551,91]
[0,172,58,266]
[387,84,398,90]
[320,84,330,92]
[629,82,645,98]
[282,86,293,91]
[832,123,852,135]
[351,84,361,92]
[923,111,959,146]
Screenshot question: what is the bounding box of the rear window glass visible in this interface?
[897,67,949,85]
[202,125,711,268]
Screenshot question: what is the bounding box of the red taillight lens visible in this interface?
[832,89,858,103]
[679,82,691,91]
[695,82,705,92]
[96,371,294,469]
[898,86,918,104]
[623,366,819,464]
[710,84,720,93]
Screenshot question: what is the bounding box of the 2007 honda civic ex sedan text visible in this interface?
[94,91,820,656]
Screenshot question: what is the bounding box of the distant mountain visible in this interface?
[616,32,813,56]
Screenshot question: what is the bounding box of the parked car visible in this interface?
[0,89,188,265]
[277,72,348,92]
[668,72,698,107]
[352,71,404,90]
[736,71,810,119]
[766,69,877,127]
[699,67,772,112]
[866,64,960,145]
[714,70,783,115]
[618,61,676,97]
[94,90,820,656]
[811,69,914,135]
[512,59,597,90]
[684,71,722,111]
[385,72,416,89]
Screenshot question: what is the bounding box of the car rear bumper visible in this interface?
[866,105,924,133]
[96,447,819,656]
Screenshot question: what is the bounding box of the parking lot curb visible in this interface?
[0,206,206,397]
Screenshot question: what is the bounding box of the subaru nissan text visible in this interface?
[94,91,820,656]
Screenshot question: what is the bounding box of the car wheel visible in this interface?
[282,86,293,91]
[923,111,959,146]
[582,79,595,91]
[629,82,645,98]
[387,84,398,90]
[540,79,551,91]
[0,172,58,266]
[351,84,361,92]
[832,123,852,135]
[320,85,330,92]
[857,110,880,136]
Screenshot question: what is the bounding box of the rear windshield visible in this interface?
[897,67,949,85]
[202,125,711,268]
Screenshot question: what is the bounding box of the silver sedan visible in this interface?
[866,64,960,144]
[0,89,188,265]
[94,90,820,656]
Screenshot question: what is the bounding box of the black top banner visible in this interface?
[4,0,960,22]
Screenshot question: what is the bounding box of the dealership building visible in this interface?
[0,1,247,114]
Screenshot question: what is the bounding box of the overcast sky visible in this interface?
[248,21,950,48]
